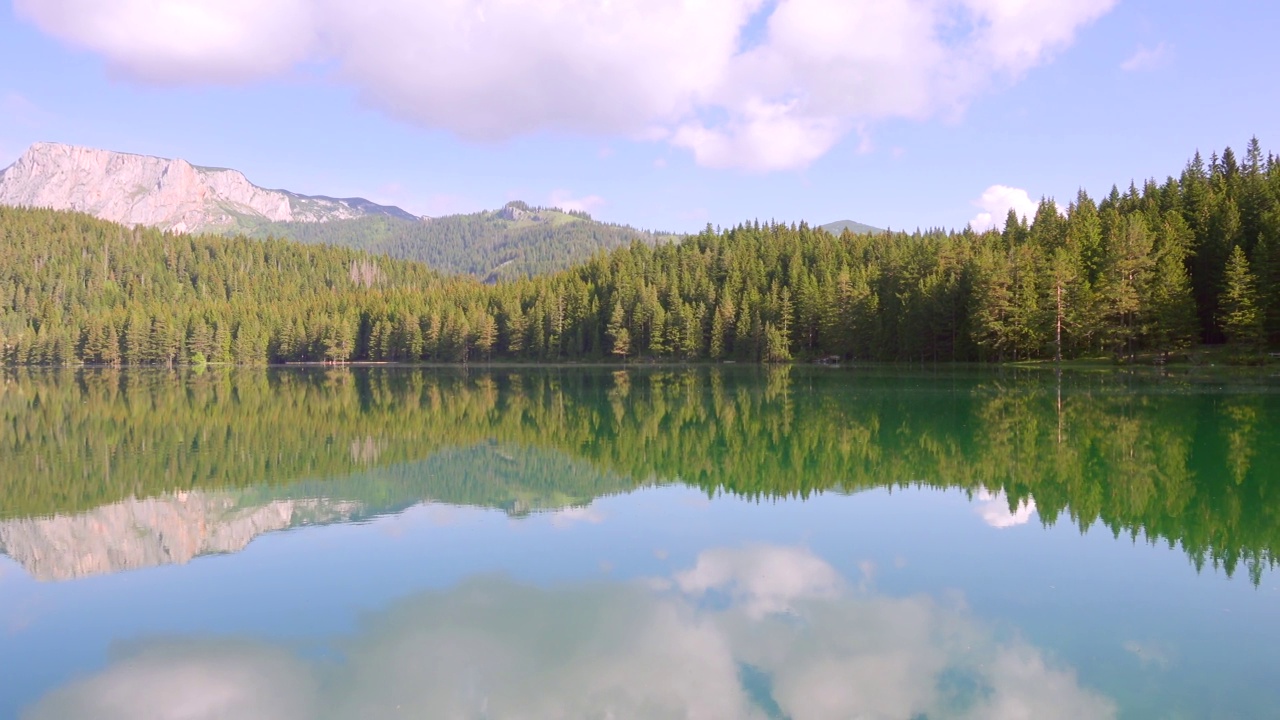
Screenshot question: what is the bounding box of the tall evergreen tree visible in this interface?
[1220,245,1265,350]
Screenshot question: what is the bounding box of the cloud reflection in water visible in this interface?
[25,546,1113,720]
[975,490,1038,529]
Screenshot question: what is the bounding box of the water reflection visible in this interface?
[0,492,362,582]
[973,490,1037,529]
[24,546,1116,720]
[0,443,621,581]
[2,366,1277,582]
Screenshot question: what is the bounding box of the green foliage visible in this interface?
[1220,245,1264,349]
[607,301,631,359]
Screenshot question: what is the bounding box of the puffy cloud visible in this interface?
[14,0,318,83]
[671,100,845,171]
[675,0,1117,170]
[322,0,755,142]
[975,489,1038,528]
[971,184,1040,232]
[962,0,1118,75]
[15,0,1117,170]
[547,190,606,216]
[1121,42,1172,72]
[24,545,1116,719]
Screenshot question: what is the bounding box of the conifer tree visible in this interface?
[709,304,727,360]
[1220,245,1264,349]
[148,316,181,366]
[1099,215,1155,357]
[123,313,149,365]
[474,311,498,361]
[607,300,632,360]
[763,322,790,363]
[1146,246,1198,354]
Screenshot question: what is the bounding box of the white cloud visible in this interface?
[14,0,1117,171]
[1121,42,1171,72]
[974,489,1037,529]
[970,184,1040,232]
[548,189,606,215]
[671,99,846,171]
[24,545,1117,720]
[14,0,317,84]
[675,544,843,617]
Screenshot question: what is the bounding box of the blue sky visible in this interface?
[2,0,1278,233]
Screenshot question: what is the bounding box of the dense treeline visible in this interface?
[2,367,1276,582]
[0,207,460,365]
[3,140,1279,366]
[251,201,662,281]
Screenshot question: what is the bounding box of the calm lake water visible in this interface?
[1,366,1278,719]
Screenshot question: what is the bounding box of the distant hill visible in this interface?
[0,142,417,233]
[254,201,673,281]
[820,219,885,235]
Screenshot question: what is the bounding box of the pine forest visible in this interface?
[3,140,1280,366]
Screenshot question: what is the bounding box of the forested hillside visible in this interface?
[2,140,1278,365]
[251,201,665,281]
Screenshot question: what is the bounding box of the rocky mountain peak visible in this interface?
[0,142,417,233]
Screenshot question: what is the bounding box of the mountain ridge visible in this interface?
[0,142,419,233]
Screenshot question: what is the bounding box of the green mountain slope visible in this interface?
[251,201,672,281]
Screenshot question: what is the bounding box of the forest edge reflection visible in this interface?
[1,366,1276,583]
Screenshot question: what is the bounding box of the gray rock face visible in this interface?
[0,492,362,582]
[0,142,417,233]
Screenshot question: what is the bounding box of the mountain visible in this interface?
[253,201,671,281]
[0,142,418,233]
[0,142,669,279]
[820,219,885,235]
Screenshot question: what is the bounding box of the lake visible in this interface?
[1,366,1277,719]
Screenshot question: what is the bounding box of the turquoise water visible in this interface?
[1,367,1277,718]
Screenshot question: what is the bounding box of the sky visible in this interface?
[1,0,1278,234]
